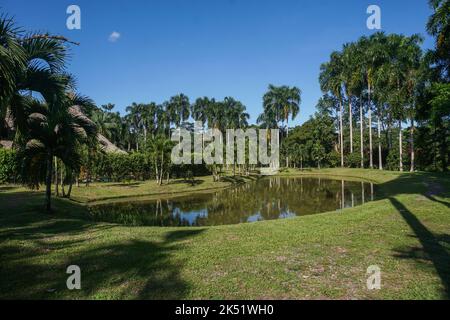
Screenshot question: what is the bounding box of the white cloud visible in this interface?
[108,31,121,42]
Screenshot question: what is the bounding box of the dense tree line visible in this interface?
[282,0,449,171]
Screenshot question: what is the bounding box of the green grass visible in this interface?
[0,168,449,299]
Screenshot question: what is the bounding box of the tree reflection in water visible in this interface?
[88,177,376,227]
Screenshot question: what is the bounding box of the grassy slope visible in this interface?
[0,168,449,299]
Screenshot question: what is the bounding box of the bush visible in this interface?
[386,150,400,171]
[0,148,19,183]
[345,153,362,168]
[327,151,340,167]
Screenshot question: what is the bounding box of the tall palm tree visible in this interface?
[262,85,301,134]
[349,41,368,168]
[261,85,301,167]
[125,102,143,151]
[342,43,358,154]
[191,97,211,126]
[167,94,190,129]
[384,34,423,172]
[320,51,345,167]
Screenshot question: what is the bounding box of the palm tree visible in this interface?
[125,102,143,151]
[20,93,97,211]
[320,51,345,167]
[427,0,450,80]
[91,108,117,141]
[0,15,26,113]
[261,85,301,167]
[147,135,173,185]
[191,97,211,149]
[349,41,368,168]
[191,97,211,126]
[384,34,423,172]
[1,15,70,133]
[342,43,358,154]
[167,94,190,129]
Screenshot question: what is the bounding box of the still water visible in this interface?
[88,177,376,227]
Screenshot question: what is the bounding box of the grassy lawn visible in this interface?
[0,168,449,299]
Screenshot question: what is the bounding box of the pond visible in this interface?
[88,177,376,227]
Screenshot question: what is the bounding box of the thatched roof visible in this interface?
[97,133,127,154]
[0,140,13,149]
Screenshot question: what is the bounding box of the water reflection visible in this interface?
[88,177,376,227]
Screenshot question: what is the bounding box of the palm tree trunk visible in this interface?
[45,152,53,212]
[349,99,353,153]
[360,98,364,168]
[155,159,159,184]
[54,157,59,196]
[143,126,147,145]
[286,118,289,168]
[67,170,73,198]
[399,120,403,172]
[339,100,344,167]
[410,118,415,172]
[377,110,383,170]
[61,166,66,197]
[368,86,373,169]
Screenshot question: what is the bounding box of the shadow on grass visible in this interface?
[168,179,205,186]
[374,172,450,298]
[389,196,450,298]
[0,191,206,299]
[0,229,205,299]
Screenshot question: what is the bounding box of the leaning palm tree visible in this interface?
[19,93,97,211]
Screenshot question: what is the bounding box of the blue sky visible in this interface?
[1,0,434,125]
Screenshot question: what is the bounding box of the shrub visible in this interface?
[386,150,400,171]
[345,153,362,168]
[327,151,340,167]
[0,149,19,183]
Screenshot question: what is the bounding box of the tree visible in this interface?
[260,85,301,167]
[0,15,70,134]
[147,135,173,185]
[20,94,97,211]
[167,93,190,132]
[427,0,450,80]
[191,97,211,126]
[320,51,345,167]
[428,83,450,170]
